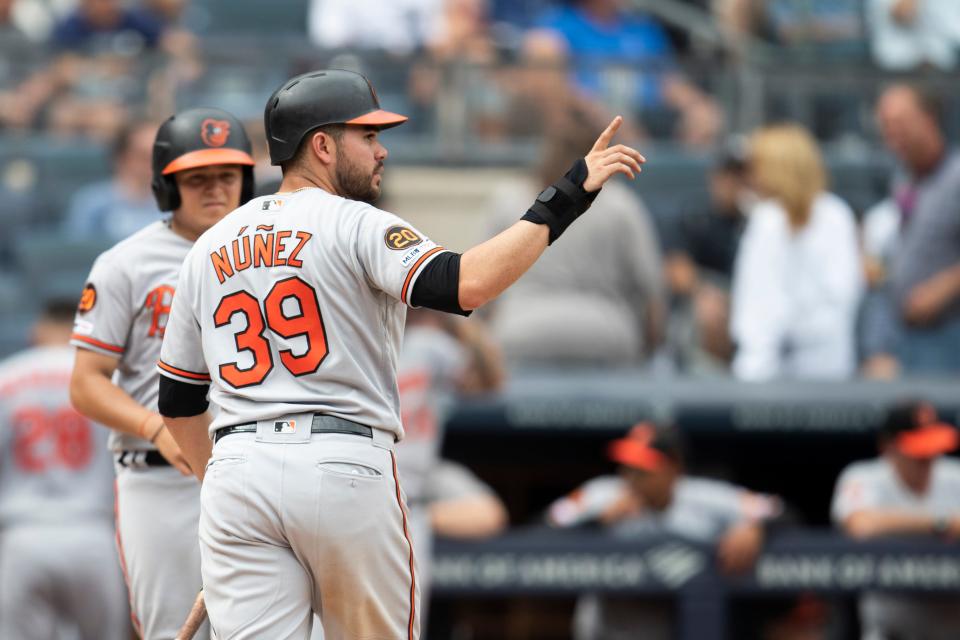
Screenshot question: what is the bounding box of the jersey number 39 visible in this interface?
[214,276,329,388]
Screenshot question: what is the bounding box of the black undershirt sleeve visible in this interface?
[158,376,210,418]
[409,251,471,316]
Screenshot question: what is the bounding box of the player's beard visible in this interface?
[335,148,382,204]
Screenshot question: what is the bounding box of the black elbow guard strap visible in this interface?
[158,376,209,418]
[521,158,599,244]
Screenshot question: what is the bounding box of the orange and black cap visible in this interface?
[608,422,683,472]
[264,69,408,166]
[882,400,959,459]
[151,107,256,211]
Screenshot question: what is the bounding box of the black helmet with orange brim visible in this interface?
[264,69,408,166]
[151,107,256,212]
[882,401,959,459]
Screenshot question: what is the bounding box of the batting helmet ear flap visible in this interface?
[240,165,255,205]
[152,174,180,212]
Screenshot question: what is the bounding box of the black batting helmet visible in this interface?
[264,69,408,166]
[151,107,256,212]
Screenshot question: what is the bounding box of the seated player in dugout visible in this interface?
[549,422,782,567]
[548,423,784,640]
[832,400,960,640]
[155,69,645,640]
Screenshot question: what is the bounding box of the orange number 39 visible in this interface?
[213,276,328,388]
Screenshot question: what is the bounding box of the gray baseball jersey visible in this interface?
[832,457,960,640]
[549,475,778,542]
[396,324,467,505]
[0,345,114,525]
[70,219,208,639]
[158,188,447,438]
[71,220,192,451]
[556,475,779,640]
[0,345,128,640]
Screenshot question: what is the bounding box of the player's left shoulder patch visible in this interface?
[384,225,422,251]
[78,283,97,313]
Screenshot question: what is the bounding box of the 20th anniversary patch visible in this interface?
[384,226,422,250]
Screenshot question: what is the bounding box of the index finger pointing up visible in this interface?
[591,116,623,152]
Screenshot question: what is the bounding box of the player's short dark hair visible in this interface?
[281,123,346,174]
[40,298,78,324]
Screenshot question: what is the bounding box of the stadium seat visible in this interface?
[12,232,111,303]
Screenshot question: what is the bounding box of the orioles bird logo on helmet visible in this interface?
[200,119,231,147]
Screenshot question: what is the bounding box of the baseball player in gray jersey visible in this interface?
[832,400,960,640]
[69,108,255,639]
[0,300,127,640]
[396,310,506,633]
[549,423,781,640]
[157,68,644,640]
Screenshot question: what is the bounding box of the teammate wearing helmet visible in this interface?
[157,69,644,639]
[70,108,255,640]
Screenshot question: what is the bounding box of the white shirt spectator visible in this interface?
[308,0,443,54]
[867,0,960,71]
[731,192,863,380]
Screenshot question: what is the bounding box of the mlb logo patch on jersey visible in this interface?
[274,420,297,434]
[262,199,285,211]
[400,245,424,268]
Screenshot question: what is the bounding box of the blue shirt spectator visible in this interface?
[535,0,674,108]
[53,0,162,53]
[64,120,161,241]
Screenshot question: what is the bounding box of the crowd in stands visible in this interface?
[2,2,960,380]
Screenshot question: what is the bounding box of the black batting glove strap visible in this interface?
[521,158,599,244]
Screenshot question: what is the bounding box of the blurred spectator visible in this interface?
[831,400,960,639]
[429,0,499,62]
[308,0,443,54]
[730,124,863,381]
[664,142,749,373]
[867,0,960,71]
[0,0,30,40]
[141,0,204,99]
[548,422,781,640]
[0,0,178,139]
[52,0,162,52]
[408,0,506,140]
[485,105,664,369]
[0,0,74,42]
[859,197,903,379]
[0,299,127,640]
[528,0,722,146]
[62,119,161,240]
[712,0,776,57]
[766,0,863,47]
[878,84,960,374]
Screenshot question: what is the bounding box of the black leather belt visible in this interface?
[214,414,373,444]
[116,450,170,468]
